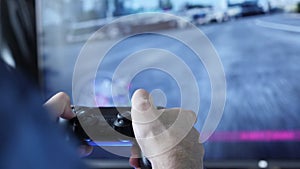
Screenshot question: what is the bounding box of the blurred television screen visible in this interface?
[38,0,300,168]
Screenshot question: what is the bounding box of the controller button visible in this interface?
[118,119,124,126]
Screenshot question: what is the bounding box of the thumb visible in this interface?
[131,89,160,124]
[131,89,164,156]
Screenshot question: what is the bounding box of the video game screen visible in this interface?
[38,0,300,167]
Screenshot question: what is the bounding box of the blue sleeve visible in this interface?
[0,63,86,169]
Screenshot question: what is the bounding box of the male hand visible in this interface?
[44,92,93,157]
[129,89,204,169]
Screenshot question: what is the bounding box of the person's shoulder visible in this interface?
[0,60,86,169]
[0,60,42,113]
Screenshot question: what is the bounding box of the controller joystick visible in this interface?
[113,111,134,137]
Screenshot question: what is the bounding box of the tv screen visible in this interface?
[37,0,300,168]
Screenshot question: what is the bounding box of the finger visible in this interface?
[131,89,167,156]
[78,145,93,157]
[129,157,140,168]
[131,89,198,158]
[44,92,75,119]
[129,142,141,168]
[131,89,156,113]
[131,89,162,124]
[130,142,142,158]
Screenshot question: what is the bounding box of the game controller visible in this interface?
[69,106,152,169]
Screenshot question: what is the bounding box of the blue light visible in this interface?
[88,141,133,147]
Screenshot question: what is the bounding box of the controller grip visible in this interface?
[68,106,153,169]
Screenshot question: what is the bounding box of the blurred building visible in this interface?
[71,0,108,21]
[159,0,173,10]
[114,0,159,16]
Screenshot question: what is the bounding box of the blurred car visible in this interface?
[210,0,231,23]
[227,5,243,19]
[239,0,270,16]
[183,4,213,25]
[210,9,228,23]
[192,8,213,25]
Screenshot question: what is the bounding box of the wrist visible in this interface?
[149,142,204,169]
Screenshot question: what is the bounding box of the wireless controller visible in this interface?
[69,106,152,169]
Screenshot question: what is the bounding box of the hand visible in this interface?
[44,92,93,157]
[129,89,204,169]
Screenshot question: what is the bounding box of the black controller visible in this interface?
[69,106,152,169]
